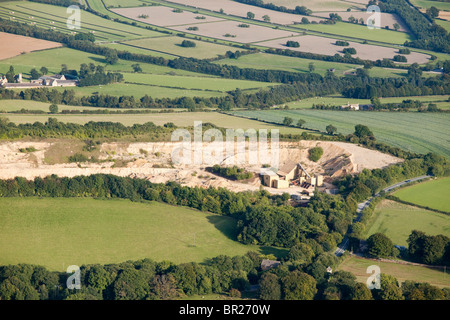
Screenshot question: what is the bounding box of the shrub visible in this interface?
[308,147,323,162]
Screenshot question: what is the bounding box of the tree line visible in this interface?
[234,0,312,16]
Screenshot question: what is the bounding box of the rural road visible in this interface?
[334,175,432,256]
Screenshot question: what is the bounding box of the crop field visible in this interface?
[0,1,164,41]
[365,200,450,246]
[339,256,450,289]
[0,32,61,60]
[313,12,409,32]
[256,34,430,64]
[102,0,146,8]
[0,99,183,113]
[1,111,311,134]
[229,110,450,157]
[393,178,450,213]
[0,197,282,271]
[112,5,225,27]
[283,95,449,109]
[122,36,238,59]
[158,0,323,24]
[266,0,367,12]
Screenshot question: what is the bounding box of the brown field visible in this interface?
[314,12,409,32]
[256,35,431,63]
[265,0,368,12]
[170,20,299,43]
[0,32,62,60]
[439,11,450,21]
[111,5,224,26]
[164,0,323,24]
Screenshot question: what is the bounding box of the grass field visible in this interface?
[122,72,279,92]
[229,110,450,157]
[215,52,415,78]
[0,1,164,41]
[0,111,312,134]
[0,197,285,271]
[410,0,450,11]
[393,178,450,213]
[283,95,449,109]
[365,200,450,246]
[290,21,412,45]
[123,36,236,59]
[339,255,450,288]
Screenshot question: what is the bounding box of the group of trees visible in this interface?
[208,165,253,180]
[407,230,450,265]
[336,152,448,204]
[375,0,450,53]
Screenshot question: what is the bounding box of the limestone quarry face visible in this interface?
[0,139,402,194]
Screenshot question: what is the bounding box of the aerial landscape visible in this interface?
[0,0,449,308]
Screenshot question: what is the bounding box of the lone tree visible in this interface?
[297,119,306,128]
[326,124,337,135]
[49,104,59,114]
[131,64,142,73]
[354,124,373,138]
[39,66,48,75]
[30,68,40,80]
[283,116,293,126]
[104,50,118,65]
[181,40,196,48]
[262,14,270,22]
[247,11,255,19]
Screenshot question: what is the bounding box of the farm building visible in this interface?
[341,103,360,110]
[261,259,281,271]
[1,73,78,88]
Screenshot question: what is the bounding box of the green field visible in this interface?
[267,0,365,11]
[215,53,419,78]
[101,42,178,59]
[365,200,450,246]
[123,36,238,59]
[0,197,285,271]
[283,95,449,109]
[0,1,164,41]
[410,0,450,11]
[393,178,450,213]
[0,47,211,78]
[339,256,450,288]
[230,110,450,157]
[290,22,412,44]
[122,72,279,92]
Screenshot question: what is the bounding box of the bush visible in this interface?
[308,147,323,162]
[286,41,300,48]
[180,40,196,48]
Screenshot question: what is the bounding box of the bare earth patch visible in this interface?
[111,6,225,27]
[0,32,62,60]
[314,12,409,32]
[0,140,402,195]
[169,20,298,43]
[161,0,322,24]
[255,35,431,63]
